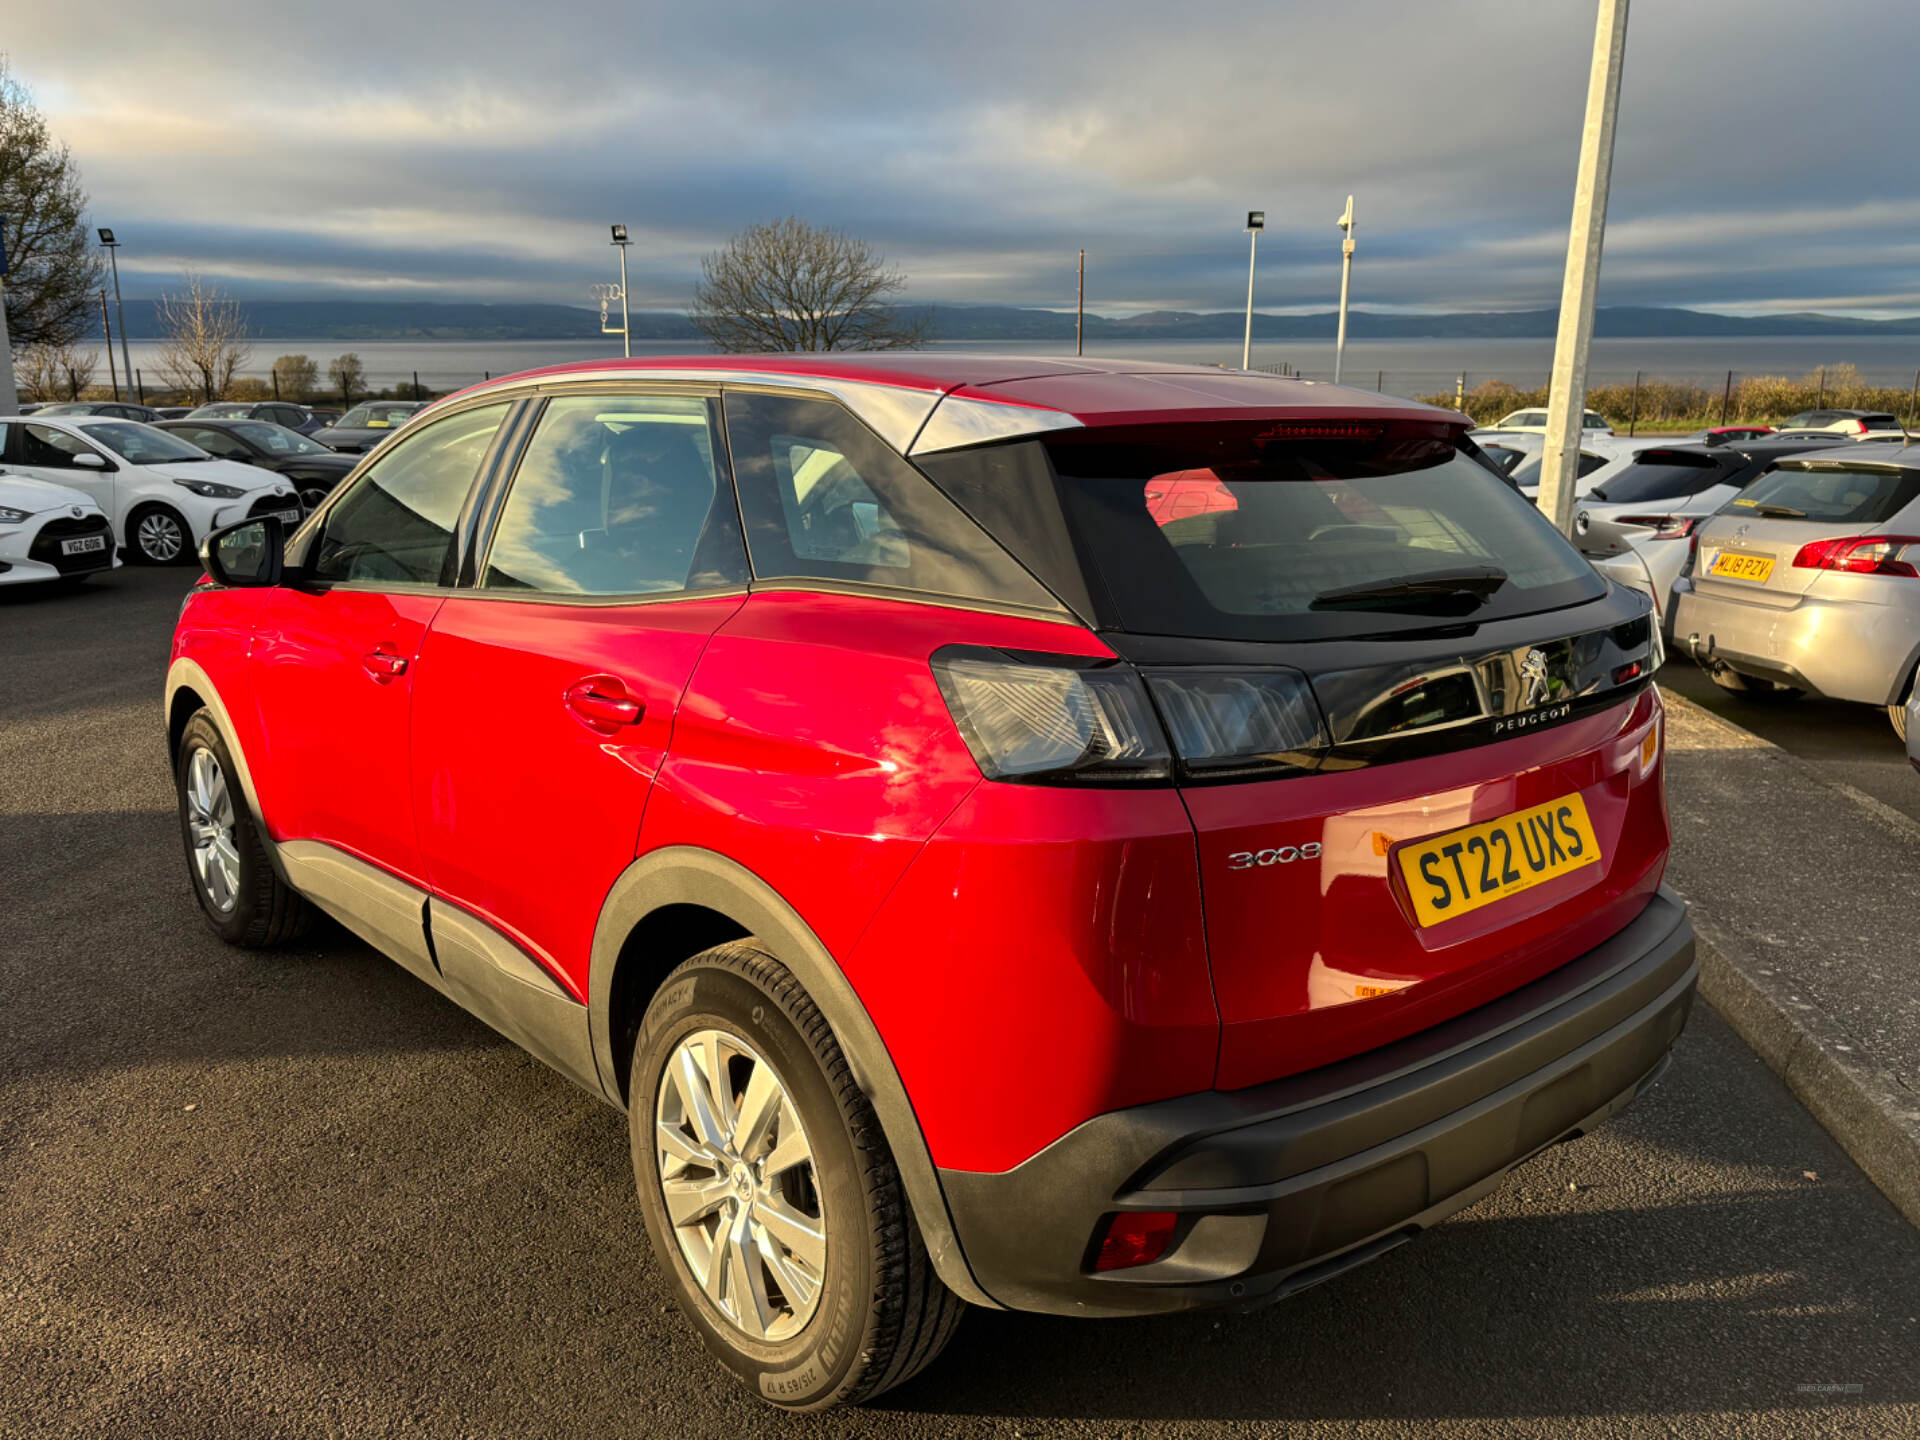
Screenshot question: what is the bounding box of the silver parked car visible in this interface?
[1574,438,1839,635]
[1670,442,1920,738]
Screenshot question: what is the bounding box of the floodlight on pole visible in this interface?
[604,223,633,358]
[97,228,133,402]
[1333,196,1356,385]
[1242,210,1264,371]
[1539,0,1630,536]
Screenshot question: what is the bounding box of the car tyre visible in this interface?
[174,710,313,947]
[630,942,964,1410]
[1892,674,1914,742]
[1708,667,1804,702]
[128,503,193,566]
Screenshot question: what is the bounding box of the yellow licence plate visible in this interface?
[1396,793,1601,928]
[1708,550,1775,583]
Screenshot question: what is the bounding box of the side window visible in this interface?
[1575,452,1609,477]
[22,425,94,469]
[481,393,746,596]
[724,391,1059,610]
[308,402,510,586]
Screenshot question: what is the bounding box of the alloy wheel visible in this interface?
[654,1028,826,1342]
[184,747,240,913]
[138,511,186,562]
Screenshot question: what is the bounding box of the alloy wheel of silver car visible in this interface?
[654,1028,826,1343]
[137,510,186,562]
[184,746,241,913]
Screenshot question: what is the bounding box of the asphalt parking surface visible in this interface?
[5,567,1920,1439]
[1660,660,1918,825]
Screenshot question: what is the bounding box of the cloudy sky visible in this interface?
[10,0,1920,316]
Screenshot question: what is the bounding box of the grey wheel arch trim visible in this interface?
[163,657,291,886]
[589,845,996,1308]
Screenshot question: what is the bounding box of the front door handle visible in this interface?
[564,677,643,727]
[362,647,408,681]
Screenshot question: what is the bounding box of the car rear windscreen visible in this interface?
[1731,464,1920,524]
[1591,451,1730,503]
[921,426,1603,642]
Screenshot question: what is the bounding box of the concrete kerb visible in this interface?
[1663,687,1920,1231]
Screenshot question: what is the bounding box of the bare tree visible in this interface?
[690,216,929,353]
[0,56,104,349]
[328,352,366,407]
[54,341,95,399]
[272,353,319,402]
[155,271,251,402]
[15,341,60,401]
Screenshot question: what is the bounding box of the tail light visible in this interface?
[1093,1211,1178,1272]
[1790,535,1920,578]
[1617,515,1698,540]
[932,648,1330,785]
[931,650,1170,783]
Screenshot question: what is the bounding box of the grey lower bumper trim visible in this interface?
[940,889,1695,1317]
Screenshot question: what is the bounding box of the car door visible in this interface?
[16,424,117,521]
[409,390,750,1001]
[247,399,516,888]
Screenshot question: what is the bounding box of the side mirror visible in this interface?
[74,452,109,470]
[201,515,284,588]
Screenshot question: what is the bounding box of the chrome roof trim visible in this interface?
[447,367,945,453]
[907,394,1085,456]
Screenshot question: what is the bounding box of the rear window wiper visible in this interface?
[1750,503,1807,518]
[1310,565,1508,613]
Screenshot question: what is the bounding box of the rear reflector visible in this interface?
[1094,1212,1179,1272]
[1790,534,1920,578]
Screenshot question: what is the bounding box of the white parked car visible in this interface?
[1472,431,1659,500]
[0,416,300,564]
[0,471,121,587]
[1487,407,1613,436]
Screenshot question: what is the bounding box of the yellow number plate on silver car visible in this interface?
[1396,794,1601,927]
[1707,550,1775,583]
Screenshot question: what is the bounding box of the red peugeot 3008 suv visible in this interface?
[167,356,1693,1408]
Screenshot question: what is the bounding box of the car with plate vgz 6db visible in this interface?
[166,356,1693,1409]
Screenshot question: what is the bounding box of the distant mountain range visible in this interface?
[93,299,1920,344]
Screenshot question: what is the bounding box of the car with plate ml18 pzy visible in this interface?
[1672,442,1920,737]
[0,415,302,565]
[1573,436,1839,636]
[0,471,120,587]
[166,355,1692,1410]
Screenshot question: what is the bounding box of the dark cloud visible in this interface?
[12,0,1920,314]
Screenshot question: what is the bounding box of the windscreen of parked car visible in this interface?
[336,404,418,430]
[925,425,1604,642]
[1506,450,1608,489]
[229,421,331,455]
[1589,450,1730,503]
[81,423,213,464]
[1727,463,1920,525]
[190,403,252,418]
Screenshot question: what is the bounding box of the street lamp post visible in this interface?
[1538,0,1631,536]
[97,229,133,401]
[1242,210,1264,371]
[608,224,632,358]
[1333,196,1356,385]
[0,216,17,415]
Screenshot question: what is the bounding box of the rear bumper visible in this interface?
[1671,581,1918,706]
[941,889,1695,1317]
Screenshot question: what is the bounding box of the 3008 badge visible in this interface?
[1227,842,1322,870]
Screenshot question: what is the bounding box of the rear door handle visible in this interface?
[564,677,643,727]
[362,647,408,681]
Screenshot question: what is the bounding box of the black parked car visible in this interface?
[185,400,323,435]
[155,419,358,511]
[311,400,427,454]
[34,400,167,423]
